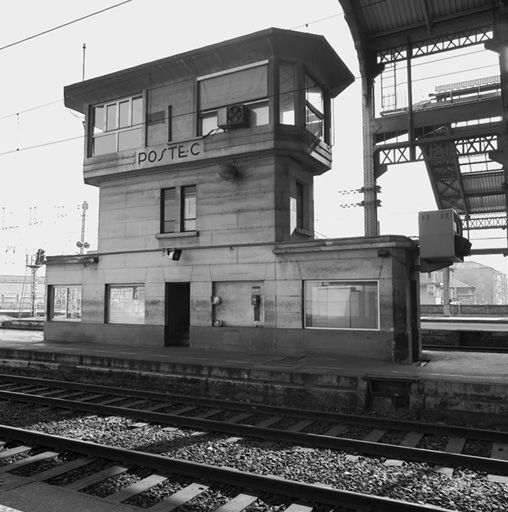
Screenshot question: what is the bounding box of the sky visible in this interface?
[0,0,506,275]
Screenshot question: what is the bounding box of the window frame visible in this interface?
[278,61,297,126]
[106,284,145,325]
[160,185,198,235]
[303,72,333,145]
[90,94,144,156]
[197,61,270,136]
[48,285,82,322]
[303,280,380,331]
[295,181,306,230]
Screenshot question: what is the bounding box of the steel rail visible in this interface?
[0,373,506,443]
[423,344,508,353]
[1,389,507,476]
[0,423,454,512]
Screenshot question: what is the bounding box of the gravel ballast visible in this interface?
[0,403,505,511]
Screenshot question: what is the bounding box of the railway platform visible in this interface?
[0,331,506,427]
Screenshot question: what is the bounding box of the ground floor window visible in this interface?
[50,286,82,321]
[304,280,378,330]
[107,285,145,324]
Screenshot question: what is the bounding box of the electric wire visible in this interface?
[0,0,134,52]
[0,56,502,158]
[0,42,496,127]
[0,2,495,124]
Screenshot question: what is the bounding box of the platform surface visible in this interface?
[0,329,506,384]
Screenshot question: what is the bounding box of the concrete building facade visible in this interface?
[45,28,421,362]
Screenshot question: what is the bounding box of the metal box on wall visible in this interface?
[418,209,471,269]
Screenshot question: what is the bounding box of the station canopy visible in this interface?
[339,0,508,249]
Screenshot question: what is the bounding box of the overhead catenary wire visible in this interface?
[0,55,502,159]
[0,0,495,125]
[0,42,496,128]
[0,0,134,52]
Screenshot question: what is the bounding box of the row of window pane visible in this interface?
[90,67,325,155]
[50,281,378,330]
[94,96,143,134]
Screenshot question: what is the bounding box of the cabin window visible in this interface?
[304,281,379,330]
[279,63,296,125]
[92,95,143,156]
[305,75,325,140]
[49,286,82,321]
[107,285,145,324]
[161,185,197,233]
[198,63,269,135]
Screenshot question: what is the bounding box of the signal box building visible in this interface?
[45,28,421,363]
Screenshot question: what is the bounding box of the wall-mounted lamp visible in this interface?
[217,163,239,180]
[211,295,222,305]
[166,248,182,261]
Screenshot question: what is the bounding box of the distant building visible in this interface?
[0,274,46,315]
[452,261,508,304]
[420,270,476,305]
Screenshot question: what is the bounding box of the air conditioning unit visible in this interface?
[217,104,249,129]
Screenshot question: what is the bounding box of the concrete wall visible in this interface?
[45,237,419,362]
[97,155,316,254]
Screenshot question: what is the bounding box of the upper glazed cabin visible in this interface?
[46,28,421,363]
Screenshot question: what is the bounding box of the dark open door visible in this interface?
[165,282,190,346]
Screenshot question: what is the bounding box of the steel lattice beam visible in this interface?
[463,215,508,230]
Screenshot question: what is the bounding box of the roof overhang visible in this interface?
[65,27,354,113]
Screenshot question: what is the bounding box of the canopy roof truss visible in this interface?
[339,0,508,253]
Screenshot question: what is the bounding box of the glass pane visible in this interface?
[200,65,268,110]
[279,64,295,125]
[93,106,105,134]
[249,102,269,126]
[163,188,176,233]
[201,112,219,135]
[132,96,143,126]
[52,286,81,321]
[106,104,117,131]
[182,185,196,232]
[52,287,67,320]
[67,287,82,319]
[93,133,117,155]
[296,182,304,228]
[306,75,323,113]
[119,100,129,128]
[350,283,378,329]
[118,127,142,151]
[306,106,323,138]
[183,218,196,231]
[108,285,145,324]
[304,281,378,329]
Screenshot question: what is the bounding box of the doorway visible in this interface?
[165,282,190,346]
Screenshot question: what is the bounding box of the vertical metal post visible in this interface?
[82,43,86,81]
[30,267,37,318]
[79,201,88,254]
[406,41,415,161]
[442,267,450,317]
[361,72,378,236]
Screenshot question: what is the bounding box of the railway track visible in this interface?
[0,423,455,512]
[0,373,506,481]
[423,344,508,353]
